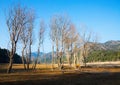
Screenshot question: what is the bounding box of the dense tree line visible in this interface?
[0,48,22,63]
[87,50,120,62]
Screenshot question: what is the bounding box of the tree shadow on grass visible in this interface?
[0,72,120,85]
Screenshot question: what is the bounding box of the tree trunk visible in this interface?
[82,44,86,67]
[70,42,73,66]
[74,53,76,68]
[33,47,40,69]
[56,40,59,68]
[27,59,29,70]
[7,43,16,73]
[84,57,87,67]
[42,44,46,67]
[26,50,29,70]
[66,50,70,67]
[74,53,78,69]
[32,58,38,70]
[69,51,73,66]
[52,43,54,70]
[29,45,31,64]
[22,47,26,70]
[32,49,39,70]
[7,57,13,73]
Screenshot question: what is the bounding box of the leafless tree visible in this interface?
[20,10,35,70]
[6,4,32,73]
[27,16,35,70]
[49,15,60,69]
[59,15,71,69]
[80,27,97,67]
[50,15,71,70]
[20,26,29,70]
[50,15,62,69]
[64,32,71,67]
[32,20,45,69]
[49,18,56,70]
[73,34,80,69]
[64,24,79,67]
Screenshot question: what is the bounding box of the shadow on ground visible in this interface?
[0,72,120,85]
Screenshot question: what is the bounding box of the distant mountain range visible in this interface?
[31,40,120,63]
[31,52,44,58]
[93,40,120,51]
[1,40,119,63]
[31,52,54,63]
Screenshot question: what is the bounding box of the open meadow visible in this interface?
[0,0,120,85]
[0,64,120,85]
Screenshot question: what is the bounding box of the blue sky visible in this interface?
[0,0,120,54]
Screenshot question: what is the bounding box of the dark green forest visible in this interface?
[0,48,22,63]
[39,50,120,63]
[87,50,120,62]
[1,47,120,64]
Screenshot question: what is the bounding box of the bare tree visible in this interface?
[50,15,71,70]
[64,24,79,67]
[80,27,97,67]
[49,18,56,70]
[49,15,60,69]
[64,32,71,67]
[50,16,61,69]
[20,9,35,70]
[27,16,35,70]
[20,26,29,70]
[6,4,31,73]
[59,15,70,69]
[32,20,45,69]
[73,34,80,69]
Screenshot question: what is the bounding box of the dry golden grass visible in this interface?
[0,64,120,85]
[0,64,57,69]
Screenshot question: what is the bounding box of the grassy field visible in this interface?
[0,64,120,85]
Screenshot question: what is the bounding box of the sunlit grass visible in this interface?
[0,64,120,85]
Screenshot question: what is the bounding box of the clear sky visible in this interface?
[0,0,120,54]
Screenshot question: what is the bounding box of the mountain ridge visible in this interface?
[31,40,120,55]
[94,40,120,51]
[31,40,120,63]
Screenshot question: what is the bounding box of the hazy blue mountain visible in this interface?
[31,52,44,58]
[31,41,120,56]
[31,52,56,63]
[31,40,120,63]
[94,40,120,51]
[104,40,120,50]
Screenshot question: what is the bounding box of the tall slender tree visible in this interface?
[80,27,97,67]
[27,16,34,70]
[32,20,45,69]
[50,14,71,70]
[6,4,34,73]
[49,17,57,69]
[20,9,35,70]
